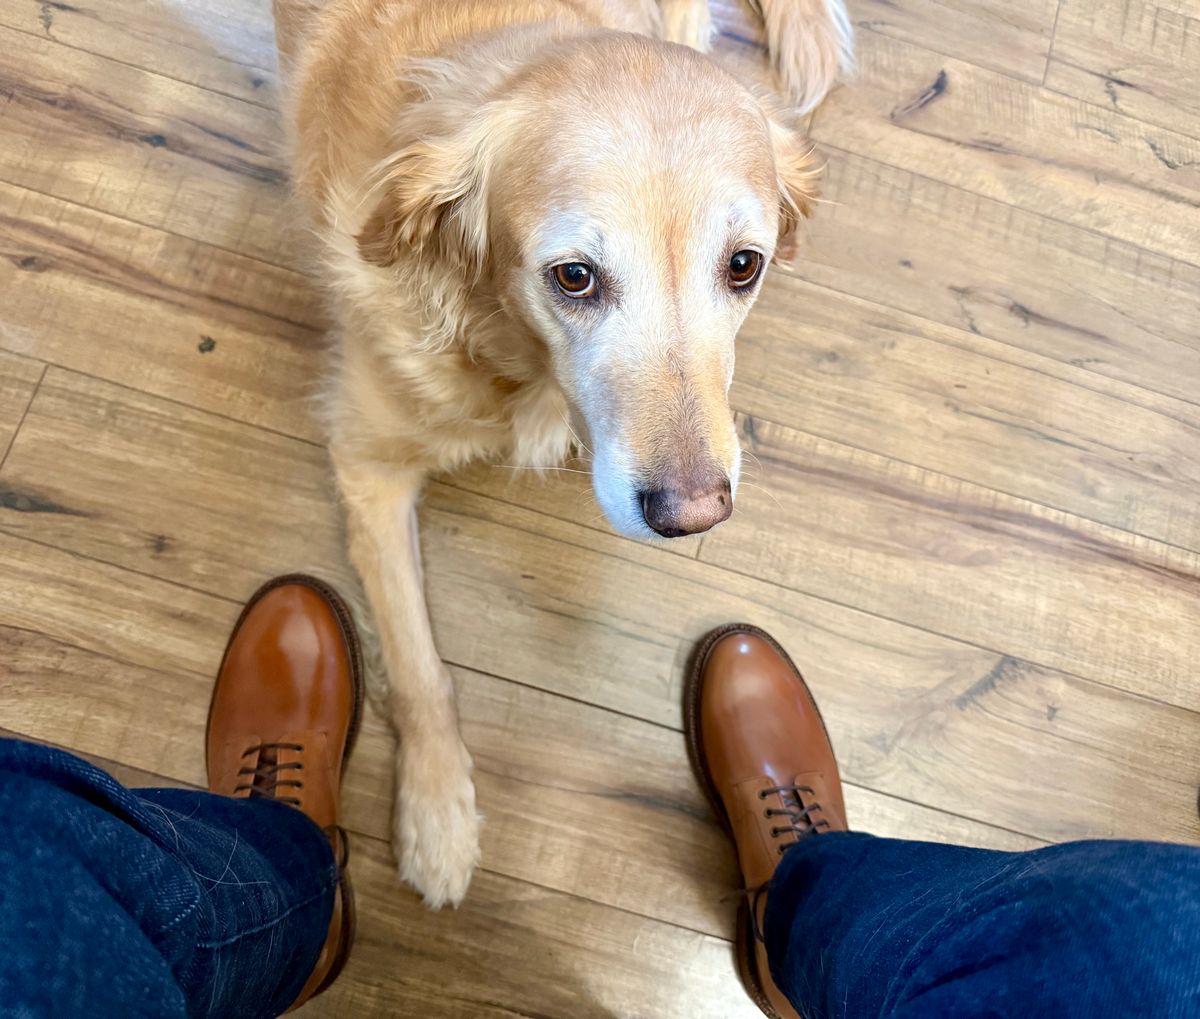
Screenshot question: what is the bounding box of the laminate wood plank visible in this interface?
[2,374,1196,846]
[0,0,279,108]
[302,833,762,1019]
[794,150,1200,405]
[0,24,293,264]
[711,0,1056,88]
[1,622,1040,946]
[1046,0,1200,140]
[698,413,1200,711]
[0,626,215,780]
[419,484,1200,843]
[0,351,43,463]
[0,183,322,439]
[0,367,341,592]
[734,277,1200,553]
[847,0,1058,82]
[807,31,1200,265]
[0,361,700,569]
[11,188,1198,580]
[0,532,237,677]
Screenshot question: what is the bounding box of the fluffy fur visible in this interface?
[272,0,851,907]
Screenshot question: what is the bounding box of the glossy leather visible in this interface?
[206,578,359,1011]
[207,583,356,831]
[697,631,847,1019]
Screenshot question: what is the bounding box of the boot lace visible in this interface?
[235,742,305,806]
[758,783,831,848]
[748,783,832,941]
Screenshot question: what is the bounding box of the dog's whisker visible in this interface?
[558,409,594,458]
[736,480,783,509]
[740,447,768,480]
[494,464,591,474]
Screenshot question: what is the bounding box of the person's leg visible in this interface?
[0,738,335,1018]
[2,572,363,1018]
[765,832,1200,1019]
[685,624,1200,1019]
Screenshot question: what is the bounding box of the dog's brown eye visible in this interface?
[553,262,596,298]
[728,250,763,288]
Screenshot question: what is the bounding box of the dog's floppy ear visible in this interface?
[766,114,821,266]
[356,124,492,271]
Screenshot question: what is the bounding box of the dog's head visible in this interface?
[357,35,818,539]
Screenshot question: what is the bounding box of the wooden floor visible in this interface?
[1,0,1198,1014]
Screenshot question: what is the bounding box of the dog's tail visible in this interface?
[752,0,854,114]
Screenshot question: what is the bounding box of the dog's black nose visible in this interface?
[640,479,733,538]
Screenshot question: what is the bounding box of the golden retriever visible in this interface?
[271,0,852,907]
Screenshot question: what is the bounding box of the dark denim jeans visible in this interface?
[4,737,1199,1018]
[0,738,335,1018]
[766,831,1200,1018]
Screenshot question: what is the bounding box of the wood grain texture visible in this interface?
[0,24,293,264]
[848,0,1059,82]
[702,414,1200,712]
[1,375,1194,852]
[0,0,279,108]
[795,150,1200,405]
[734,278,1200,552]
[417,485,1200,844]
[811,30,1200,265]
[0,367,340,591]
[0,622,1039,944]
[0,183,323,438]
[1046,0,1200,140]
[300,833,764,1019]
[0,352,42,464]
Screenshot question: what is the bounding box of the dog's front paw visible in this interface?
[393,741,481,909]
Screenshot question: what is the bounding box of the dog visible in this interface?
[271,0,852,908]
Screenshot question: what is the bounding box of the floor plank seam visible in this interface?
[816,142,1200,277]
[0,16,279,112]
[774,273,1200,424]
[0,362,46,473]
[1040,58,1200,144]
[0,175,310,280]
[0,720,1055,916]
[732,402,1200,559]
[3,472,1196,721]
[1043,0,1065,87]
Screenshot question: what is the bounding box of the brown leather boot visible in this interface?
[206,574,363,1012]
[685,624,848,1019]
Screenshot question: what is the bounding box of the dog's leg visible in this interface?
[334,454,480,909]
[660,0,714,52]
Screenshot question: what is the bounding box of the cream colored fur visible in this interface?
[272,0,851,908]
